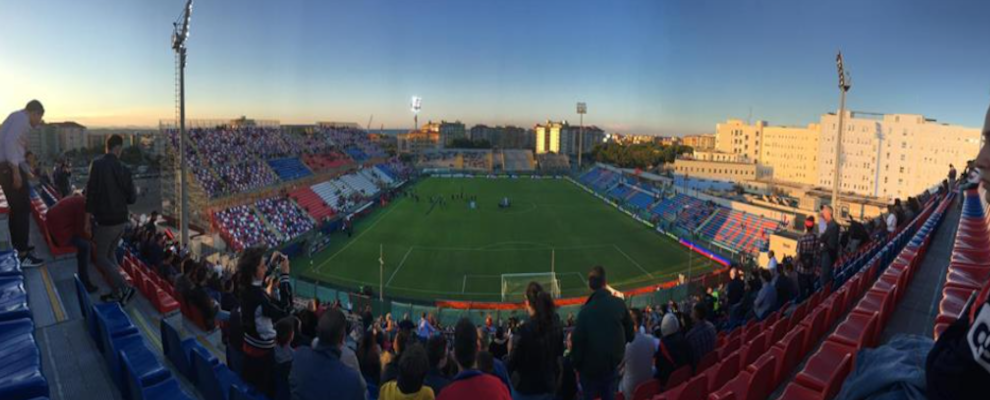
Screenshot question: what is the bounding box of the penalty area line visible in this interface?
[386,247,414,288]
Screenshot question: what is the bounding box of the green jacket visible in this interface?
[571,289,635,379]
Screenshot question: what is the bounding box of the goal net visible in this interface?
[501,272,561,302]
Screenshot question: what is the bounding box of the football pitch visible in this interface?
[295,177,718,302]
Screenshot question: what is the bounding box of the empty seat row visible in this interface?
[161,320,267,400]
[266,158,313,182]
[73,272,197,400]
[0,251,50,400]
[934,189,990,338]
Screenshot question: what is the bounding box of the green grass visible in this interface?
[294,177,717,302]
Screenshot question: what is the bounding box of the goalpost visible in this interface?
[500,248,561,302]
[500,272,561,302]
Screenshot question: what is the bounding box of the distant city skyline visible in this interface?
[2,0,988,134]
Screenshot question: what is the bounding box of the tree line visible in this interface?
[591,141,693,169]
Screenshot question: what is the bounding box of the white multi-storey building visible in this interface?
[818,112,980,200]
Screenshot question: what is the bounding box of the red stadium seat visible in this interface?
[799,307,827,352]
[829,310,880,350]
[739,332,766,369]
[656,374,707,400]
[766,325,807,387]
[853,288,893,328]
[632,378,660,400]
[779,381,825,400]
[769,318,788,344]
[795,341,855,398]
[665,365,693,391]
[710,353,775,400]
[696,351,718,375]
[707,351,740,392]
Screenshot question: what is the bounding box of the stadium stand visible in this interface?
[778,191,951,399]
[213,204,280,251]
[501,149,536,172]
[301,151,352,172]
[266,157,313,181]
[536,153,570,172]
[288,187,336,222]
[0,251,51,400]
[255,196,315,241]
[699,209,783,254]
[166,125,387,199]
[933,188,988,339]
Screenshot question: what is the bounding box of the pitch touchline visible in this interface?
[317,202,403,273]
[386,247,415,287]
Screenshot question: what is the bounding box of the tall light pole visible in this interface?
[577,102,587,168]
[172,0,193,246]
[411,96,422,133]
[831,52,851,210]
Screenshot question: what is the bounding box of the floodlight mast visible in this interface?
[411,96,422,133]
[577,102,587,168]
[832,51,851,212]
[172,0,192,246]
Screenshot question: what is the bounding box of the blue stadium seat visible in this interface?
[191,344,244,400]
[160,319,203,384]
[117,347,173,400]
[229,384,269,400]
[0,276,31,323]
[0,318,49,400]
[104,333,169,398]
[121,363,194,400]
[0,250,22,277]
[267,158,313,181]
[90,299,138,353]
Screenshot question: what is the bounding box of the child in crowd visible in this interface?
[274,316,298,400]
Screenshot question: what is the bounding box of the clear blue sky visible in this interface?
[1,0,988,135]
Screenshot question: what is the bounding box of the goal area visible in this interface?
[501,272,561,302]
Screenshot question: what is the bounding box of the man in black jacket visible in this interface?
[819,205,840,291]
[85,134,137,304]
[571,266,634,400]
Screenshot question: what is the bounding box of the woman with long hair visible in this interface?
[507,282,564,400]
[236,247,293,398]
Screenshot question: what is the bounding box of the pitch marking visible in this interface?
[386,247,415,287]
[613,244,653,278]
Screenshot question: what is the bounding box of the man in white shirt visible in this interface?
[0,100,45,266]
[885,205,897,237]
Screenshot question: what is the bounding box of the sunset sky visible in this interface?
[1,0,988,135]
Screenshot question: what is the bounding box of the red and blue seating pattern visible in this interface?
[0,251,50,400]
[698,209,783,254]
[934,189,989,339]
[627,192,948,400]
[778,192,951,400]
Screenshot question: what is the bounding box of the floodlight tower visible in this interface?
[411,96,422,132]
[577,102,587,168]
[172,0,193,246]
[831,52,851,210]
